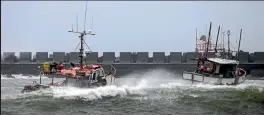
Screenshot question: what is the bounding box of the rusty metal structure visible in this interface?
[195,25,225,54]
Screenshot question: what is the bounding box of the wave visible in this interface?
[1,69,264,102]
[1,74,48,80]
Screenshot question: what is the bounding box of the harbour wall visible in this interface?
[1,52,264,77]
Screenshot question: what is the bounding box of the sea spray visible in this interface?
[1,69,263,102]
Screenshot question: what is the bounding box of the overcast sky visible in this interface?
[1,1,264,56]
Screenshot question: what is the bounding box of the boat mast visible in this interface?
[76,12,79,32]
[227,30,231,59]
[205,22,212,57]
[214,25,220,54]
[222,31,225,53]
[68,1,95,69]
[80,33,84,69]
[236,29,243,61]
[196,28,198,53]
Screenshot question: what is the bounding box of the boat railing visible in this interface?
[184,63,198,73]
[110,64,116,76]
[106,64,116,85]
[183,71,240,80]
[184,67,192,72]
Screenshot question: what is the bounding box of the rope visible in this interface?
[83,40,92,52]
[74,42,80,51]
[230,42,236,51]
[67,42,81,62]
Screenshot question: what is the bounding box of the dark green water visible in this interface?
[1,74,264,115]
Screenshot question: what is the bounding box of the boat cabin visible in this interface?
[66,66,107,87]
[196,58,243,78]
[41,62,107,82]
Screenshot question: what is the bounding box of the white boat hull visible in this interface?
[65,75,115,87]
[182,70,247,85]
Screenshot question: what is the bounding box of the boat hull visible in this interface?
[182,70,247,85]
[21,75,115,93]
[21,84,50,93]
[64,75,115,88]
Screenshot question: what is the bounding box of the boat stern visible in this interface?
[182,72,193,80]
[182,68,247,85]
[235,68,247,84]
[105,74,116,86]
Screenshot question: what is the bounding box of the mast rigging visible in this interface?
[68,0,95,69]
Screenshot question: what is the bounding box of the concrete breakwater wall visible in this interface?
[1,63,264,77]
[1,51,264,64]
[1,51,264,77]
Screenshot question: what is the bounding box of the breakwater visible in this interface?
[1,52,264,77]
[1,63,264,77]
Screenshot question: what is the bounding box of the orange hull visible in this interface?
[56,64,102,78]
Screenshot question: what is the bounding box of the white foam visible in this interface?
[51,85,141,100]
[159,79,264,91]
[47,69,264,101]
[49,77,153,101]
[1,74,48,80]
[2,69,264,101]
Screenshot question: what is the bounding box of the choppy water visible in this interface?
[1,70,264,115]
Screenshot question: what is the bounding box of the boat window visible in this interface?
[99,69,104,76]
[219,64,236,75]
[95,70,100,81]
[210,62,214,69]
[95,70,99,76]
[215,64,220,74]
[92,72,96,80]
[204,61,211,65]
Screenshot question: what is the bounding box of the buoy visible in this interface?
[200,65,205,70]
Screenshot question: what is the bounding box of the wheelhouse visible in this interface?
[196,58,242,78]
[66,65,107,87]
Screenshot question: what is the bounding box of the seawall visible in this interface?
[1,52,264,77]
[1,63,264,77]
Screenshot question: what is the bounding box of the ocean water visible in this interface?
[1,69,264,115]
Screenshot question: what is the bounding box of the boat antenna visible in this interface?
[205,22,212,57]
[195,28,198,53]
[227,30,231,59]
[72,24,74,32]
[222,31,225,53]
[91,15,94,31]
[214,25,220,54]
[236,29,242,61]
[76,12,78,32]
[68,0,95,69]
[84,1,88,31]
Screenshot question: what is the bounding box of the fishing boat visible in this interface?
[182,22,247,85]
[21,2,116,93]
[21,62,116,93]
[183,57,246,85]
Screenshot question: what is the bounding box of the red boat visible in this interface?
[21,4,116,93]
[22,41,116,93]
